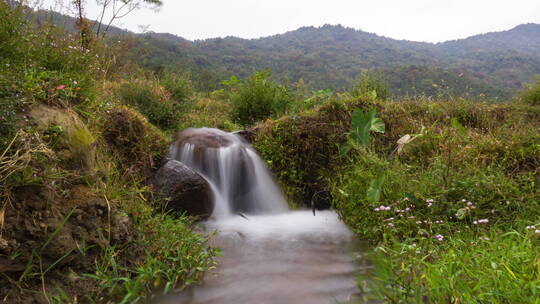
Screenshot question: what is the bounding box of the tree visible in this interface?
[69,0,163,43]
[94,0,163,37]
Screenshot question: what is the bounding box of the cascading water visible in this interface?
[160,128,367,304]
[169,128,288,218]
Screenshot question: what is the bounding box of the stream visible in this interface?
[158,128,369,303]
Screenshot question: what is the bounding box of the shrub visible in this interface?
[230,70,293,126]
[520,79,540,106]
[160,72,194,103]
[350,71,389,101]
[116,79,181,130]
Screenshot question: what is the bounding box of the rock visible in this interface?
[170,128,256,212]
[29,105,97,173]
[151,160,214,220]
[232,128,259,143]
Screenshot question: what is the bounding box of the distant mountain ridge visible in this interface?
[133,23,540,98]
[39,9,540,98]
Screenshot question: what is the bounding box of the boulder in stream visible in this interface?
[151,160,214,220]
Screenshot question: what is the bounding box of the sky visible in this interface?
[41,0,540,43]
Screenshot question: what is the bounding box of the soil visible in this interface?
[0,184,141,303]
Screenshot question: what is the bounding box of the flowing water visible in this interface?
[160,128,367,304]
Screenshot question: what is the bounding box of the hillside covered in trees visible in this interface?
[128,23,540,99]
[43,8,540,99]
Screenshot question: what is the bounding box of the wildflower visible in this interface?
[473,219,489,225]
[427,202,433,207]
[479,237,490,241]
[387,223,394,228]
[408,216,416,219]
[535,230,540,234]
[462,199,467,202]
[426,199,434,203]
[384,218,394,222]
[467,202,473,206]
[526,225,536,230]
[435,234,444,241]
[403,197,410,201]
[416,221,422,224]
[55,85,66,90]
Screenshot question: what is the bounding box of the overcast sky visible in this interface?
[42,0,540,43]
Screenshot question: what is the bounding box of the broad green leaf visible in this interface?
[350,108,385,147]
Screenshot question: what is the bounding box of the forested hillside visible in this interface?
[42,9,540,99]
[130,24,540,98]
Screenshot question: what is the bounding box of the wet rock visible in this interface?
[170,128,257,213]
[232,128,259,143]
[151,160,214,220]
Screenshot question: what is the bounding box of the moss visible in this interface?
[29,105,97,173]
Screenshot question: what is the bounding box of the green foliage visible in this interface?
[124,24,538,99]
[324,99,540,303]
[290,88,334,113]
[229,70,293,126]
[0,1,101,150]
[350,71,389,101]
[366,174,385,203]
[101,106,168,173]
[160,71,194,103]
[520,78,540,106]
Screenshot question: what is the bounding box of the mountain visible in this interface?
[129,23,540,98]
[36,8,540,99]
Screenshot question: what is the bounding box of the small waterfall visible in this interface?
[170,128,288,218]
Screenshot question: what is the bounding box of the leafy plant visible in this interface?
[340,108,385,155]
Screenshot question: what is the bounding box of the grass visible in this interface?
[361,229,540,303]
[322,99,540,303]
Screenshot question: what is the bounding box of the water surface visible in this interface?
[160,211,367,304]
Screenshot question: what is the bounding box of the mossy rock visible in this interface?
[29,105,97,173]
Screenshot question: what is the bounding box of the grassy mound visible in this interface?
[253,99,366,207]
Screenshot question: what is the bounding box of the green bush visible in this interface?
[116,79,181,130]
[230,70,293,126]
[350,71,389,101]
[520,79,540,106]
[160,72,194,103]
